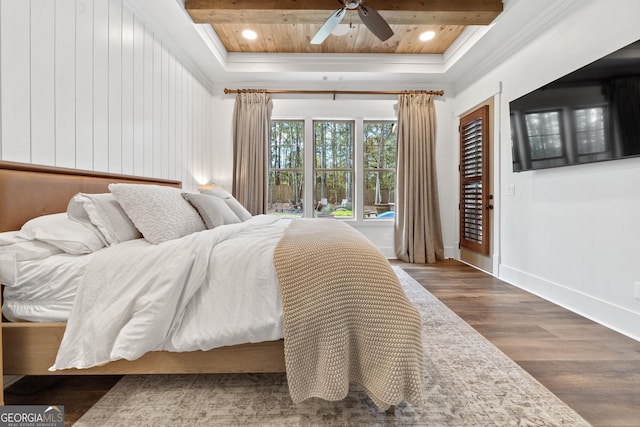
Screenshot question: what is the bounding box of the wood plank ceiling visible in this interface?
[185,0,504,55]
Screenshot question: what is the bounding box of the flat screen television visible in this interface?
[510,39,640,172]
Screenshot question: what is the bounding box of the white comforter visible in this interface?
[50,215,287,371]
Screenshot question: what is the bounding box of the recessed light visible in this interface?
[331,24,351,36]
[242,29,257,40]
[419,31,435,42]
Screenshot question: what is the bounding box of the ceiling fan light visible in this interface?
[419,31,435,42]
[242,29,257,40]
[344,1,360,9]
[331,23,351,36]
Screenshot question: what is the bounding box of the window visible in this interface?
[268,121,304,217]
[363,121,397,218]
[459,106,490,255]
[524,111,563,160]
[314,121,354,218]
[512,104,613,171]
[268,118,396,221]
[574,107,606,154]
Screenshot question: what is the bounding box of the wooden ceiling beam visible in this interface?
[188,10,501,26]
[185,0,503,13]
[185,0,503,26]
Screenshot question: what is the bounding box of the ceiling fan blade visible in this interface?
[311,7,347,45]
[358,5,394,42]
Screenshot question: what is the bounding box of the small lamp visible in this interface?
[198,182,221,190]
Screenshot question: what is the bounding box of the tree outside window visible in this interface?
[268,120,304,217]
[574,107,606,155]
[314,121,354,218]
[524,111,563,160]
[267,118,396,220]
[363,121,396,219]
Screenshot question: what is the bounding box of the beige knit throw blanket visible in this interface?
[273,218,424,409]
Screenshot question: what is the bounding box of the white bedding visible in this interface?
[2,252,96,322]
[50,215,288,371]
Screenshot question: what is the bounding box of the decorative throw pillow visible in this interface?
[198,188,253,221]
[68,193,141,245]
[109,184,206,244]
[18,213,105,254]
[182,192,241,229]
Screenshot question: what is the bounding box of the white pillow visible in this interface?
[2,251,96,320]
[182,192,241,229]
[109,184,206,244]
[18,213,105,255]
[0,240,63,261]
[0,231,27,246]
[68,193,141,245]
[0,240,65,287]
[198,188,252,221]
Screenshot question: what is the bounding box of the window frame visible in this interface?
[268,120,305,217]
[459,105,490,255]
[512,103,614,171]
[363,120,397,220]
[267,117,397,223]
[523,110,565,161]
[313,120,355,218]
[573,105,608,156]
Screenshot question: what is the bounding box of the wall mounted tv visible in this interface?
[510,39,640,172]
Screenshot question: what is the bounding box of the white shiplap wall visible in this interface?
[0,0,213,190]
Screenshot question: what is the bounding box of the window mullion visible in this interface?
[303,117,314,218]
[269,118,396,221]
[354,118,364,221]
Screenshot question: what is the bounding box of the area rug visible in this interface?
[75,267,590,426]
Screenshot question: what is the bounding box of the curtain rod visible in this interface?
[224,88,445,99]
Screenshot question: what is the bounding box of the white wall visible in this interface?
[453,0,640,339]
[209,96,457,258]
[0,0,214,191]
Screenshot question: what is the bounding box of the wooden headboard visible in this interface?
[0,161,181,232]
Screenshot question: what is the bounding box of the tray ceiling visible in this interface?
[185,0,504,55]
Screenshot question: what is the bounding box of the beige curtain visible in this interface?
[232,92,273,215]
[394,93,444,264]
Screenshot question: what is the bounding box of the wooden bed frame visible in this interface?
[0,161,285,406]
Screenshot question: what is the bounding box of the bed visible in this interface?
[0,160,422,409]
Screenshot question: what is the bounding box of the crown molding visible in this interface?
[195,25,448,75]
[451,0,582,92]
[443,25,494,70]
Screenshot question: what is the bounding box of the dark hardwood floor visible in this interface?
[4,375,122,427]
[5,259,640,426]
[397,259,640,427]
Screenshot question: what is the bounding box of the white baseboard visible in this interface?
[383,246,458,260]
[444,245,457,260]
[500,264,640,342]
[380,246,395,258]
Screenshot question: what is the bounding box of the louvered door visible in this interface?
[459,105,491,255]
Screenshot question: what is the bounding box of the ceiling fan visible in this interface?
[311,0,394,45]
